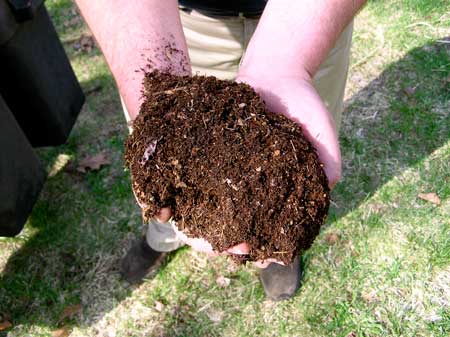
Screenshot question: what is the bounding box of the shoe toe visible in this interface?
[119,237,164,284]
[260,256,302,301]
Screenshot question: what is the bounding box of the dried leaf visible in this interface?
[51,327,70,337]
[403,86,417,96]
[84,85,103,96]
[346,332,357,337]
[0,320,12,331]
[361,290,377,303]
[58,304,82,322]
[73,34,95,53]
[418,192,441,205]
[325,232,339,245]
[206,308,224,323]
[0,312,12,322]
[63,16,81,27]
[154,301,164,312]
[226,263,239,273]
[77,152,111,173]
[216,276,231,287]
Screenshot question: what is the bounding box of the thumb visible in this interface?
[155,207,172,223]
[226,242,250,255]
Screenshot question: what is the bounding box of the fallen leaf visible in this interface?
[226,263,239,273]
[206,308,224,323]
[51,327,70,337]
[58,304,82,322]
[325,232,339,245]
[370,203,385,214]
[73,34,95,53]
[154,301,164,312]
[418,192,441,205]
[346,332,357,337]
[403,86,417,97]
[361,290,378,303]
[0,320,12,331]
[63,16,81,28]
[77,152,111,173]
[216,276,231,287]
[0,312,11,322]
[84,85,103,96]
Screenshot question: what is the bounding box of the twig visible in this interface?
[290,140,298,161]
[406,22,436,30]
[153,86,187,95]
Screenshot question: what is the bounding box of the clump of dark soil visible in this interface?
[124,71,330,264]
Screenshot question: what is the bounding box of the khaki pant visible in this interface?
[135,10,354,252]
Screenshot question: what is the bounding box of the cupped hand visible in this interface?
[235,71,342,267]
[134,201,249,257]
[236,73,342,188]
[132,72,341,268]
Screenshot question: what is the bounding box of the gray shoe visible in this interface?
[120,237,166,284]
[259,255,302,301]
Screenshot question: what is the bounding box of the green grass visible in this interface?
[1,1,449,336]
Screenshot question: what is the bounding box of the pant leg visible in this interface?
[146,218,185,252]
[312,22,354,132]
[180,9,258,80]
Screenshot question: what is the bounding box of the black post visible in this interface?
[0,94,46,236]
[0,0,85,147]
[0,0,85,236]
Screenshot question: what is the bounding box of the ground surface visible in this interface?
[0,1,449,336]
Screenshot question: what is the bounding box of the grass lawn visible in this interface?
[1,1,449,336]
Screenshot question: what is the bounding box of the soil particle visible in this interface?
[124,71,330,264]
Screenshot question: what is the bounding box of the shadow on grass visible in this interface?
[330,38,449,221]
[0,40,449,336]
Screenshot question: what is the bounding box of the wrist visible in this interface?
[237,64,312,88]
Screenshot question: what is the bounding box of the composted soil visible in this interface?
[124,71,330,264]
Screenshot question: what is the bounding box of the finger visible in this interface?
[254,260,271,268]
[226,242,250,255]
[156,207,172,223]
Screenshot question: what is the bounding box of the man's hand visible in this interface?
[236,73,342,188]
[235,0,366,187]
[145,206,249,257]
[232,72,341,267]
[229,0,367,266]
